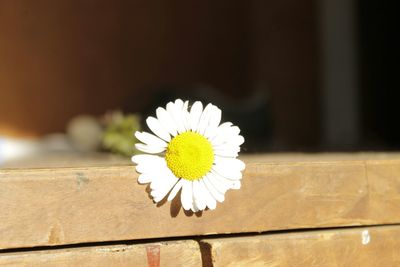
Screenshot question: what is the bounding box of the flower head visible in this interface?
[132,99,245,212]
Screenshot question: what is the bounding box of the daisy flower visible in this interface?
[131,99,245,212]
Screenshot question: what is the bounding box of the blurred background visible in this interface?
[0,1,398,165]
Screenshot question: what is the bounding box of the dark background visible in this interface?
[0,1,398,152]
[359,1,398,150]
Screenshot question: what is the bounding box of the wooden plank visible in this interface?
[2,154,400,249]
[1,152,130,169]
[4,152,400,169]
[201,225,400,267]
[0,240,201,267]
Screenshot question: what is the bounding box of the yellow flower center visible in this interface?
[165,131,214,181]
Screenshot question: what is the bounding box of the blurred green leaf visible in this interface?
[102,111,141,157]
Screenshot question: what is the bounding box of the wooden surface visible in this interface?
[0,240,201,267]
[2,154,400,249]
[3,226,400,267]
[202,225,400,267]
[4,152,400,169]
[1,152,130,169]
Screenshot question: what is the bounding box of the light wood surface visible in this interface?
[202,225,400,267]
[0,240,201,267]
[3,226,399,267]
[1,152,130,169]
[2,154,400,249]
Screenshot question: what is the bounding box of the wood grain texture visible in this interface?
[202,225,400,267]
[0,240,201,267]
[1,152,130,169]
[1,155,400,249]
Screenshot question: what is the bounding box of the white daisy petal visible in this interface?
[191,182,200,212]
[133,155,165,174]
[227,126,241,136]
[209,106,222,128]
[150,175,170,190]
[193,180,206,211]
[204,106,222,139]
[235,135,245,145]
[135,164,156,175]
[214,148,239,158]
[154,191,170,203]
[167,101,186,134]
[135,143,166,154]
[213,164,242,180]
[138,173,153,184]
[156,107,178,137]
[135,131,167,148]
[196,103,213,135]
[148,165,176,186]
[189,101,203,132]
[191,200,200,212]
[212,170,239,189]
[131,154,163,165]
[206,196,217,210]
[199,178,217,210]
[232,181,241,190]
[175,99,184,109]
[218,121,233,129]
[181,180,193,210]
[167,179,184,201]
[205,127,218,140]
[182,100,191,131]
[211,123,236,145]
[203,175,225,203]
[216,135,245,148]
[214,156,246,172]
[146,116,171,142]
[152,175,178,202]
[152,188,166,202]
[207,171,230,193]
[215,142,241,152]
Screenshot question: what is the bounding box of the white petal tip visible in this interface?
[232,182,241,190]
[131,155,139,164]
[207,204,217,210]
[134,131,141,138]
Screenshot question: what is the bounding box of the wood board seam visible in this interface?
[2,223,400,254]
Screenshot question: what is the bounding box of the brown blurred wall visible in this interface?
[0,1,319,149]
[0,1,250,137]
[250,0,320,149]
